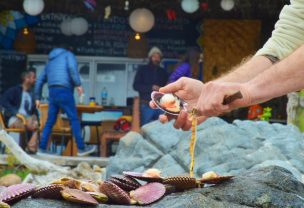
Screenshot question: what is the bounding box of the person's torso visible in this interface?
[140,64,167,86]
[46,51,74,88]
[18,91,32,117]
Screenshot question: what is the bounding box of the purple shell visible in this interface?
[0,183,36,204]
[123,171,163,183]
[100,181,130,205]
[131,182,166,205]
[32,184,64,199]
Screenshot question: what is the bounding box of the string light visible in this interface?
[124,0,129,11]
[23,27,29,35]
[135,33,141,40]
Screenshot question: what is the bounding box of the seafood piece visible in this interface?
[32,184,64,199]
[51,177,82,190]
[200,173,234,184]
[0,183,36,205]
[142,168,161,178]
[109,178,138,192]
[100,181,131,205]
[163,176,197,191]
[164,184,176,195]
[130,182,165,205]
[80,181,99,192]
[123,171,163,183]
[151,91,187,115]
[61,188,98,205]
[0,201,10,208]
[86,192,108,203]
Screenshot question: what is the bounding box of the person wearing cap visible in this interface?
[133,47,168,126]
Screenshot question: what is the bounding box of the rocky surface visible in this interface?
[13,166,304,207]
[0,174,22,187]
[107,118,304,182]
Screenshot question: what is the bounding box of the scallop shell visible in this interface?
[163,176,197,191]
[86,191,108,203]
[61,188,98,205]
[200,175,234,184]
[51,177,82,190]
[100,181,130,205]
[130,182,166,205]
[32,184,64,199]
[109,175,141,191]
[123,171,163,183]
[0,183,36,205]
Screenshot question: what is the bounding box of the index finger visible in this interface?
[159,79,183,94]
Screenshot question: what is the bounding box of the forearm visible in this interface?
[216,56,272,83]
[246,45,304,104]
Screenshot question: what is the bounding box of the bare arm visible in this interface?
[215,56,273,83]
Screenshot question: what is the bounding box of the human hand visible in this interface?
[195,81,251,117]
[35,100,40,109]
[152,85,160,91]
[77,86,84,96]
[150,77,205,130]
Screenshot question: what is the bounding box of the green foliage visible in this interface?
[0,166,30,180]
[260,107,272,121]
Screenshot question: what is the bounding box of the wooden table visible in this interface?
[61,105,103,156]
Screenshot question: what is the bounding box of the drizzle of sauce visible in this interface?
[189,109,198,177]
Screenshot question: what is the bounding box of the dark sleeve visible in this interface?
[0,87,19,116]
[133,67,153,93]
[161,68,169,87]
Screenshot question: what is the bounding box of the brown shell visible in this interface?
[200,176,234,184]
[51,177,82,190]
[163,176,197,191]
[80,182,99,192]
[0,183,36,205]
[100,181,131,205]
[86,191,108,203]
[32,184,64,199]
[111,175,141,188]
[123,171,163,183]
[61,188,98,205]
[130,182,166,205]
[164,184,176,195]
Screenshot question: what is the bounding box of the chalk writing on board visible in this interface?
[33,13,199,58]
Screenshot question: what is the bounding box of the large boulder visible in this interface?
[106,118,304,182]
[13,166,304,207]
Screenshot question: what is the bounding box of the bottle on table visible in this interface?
[101,87,108,106]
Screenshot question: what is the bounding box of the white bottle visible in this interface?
[101,87,108,106]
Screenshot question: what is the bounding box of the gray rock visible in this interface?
[13,166,304,208]
[106,118,304,182]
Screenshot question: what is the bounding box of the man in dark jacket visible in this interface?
[133,47,168,126]
[0,71,38,152]
[35,47,95,156]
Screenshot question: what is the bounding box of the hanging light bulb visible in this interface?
[23,27,29,35]
[124,0,129,11]
[135,33,141,40]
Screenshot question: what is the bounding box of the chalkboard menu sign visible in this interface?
[0,51,26,95]
[33,13,199,58]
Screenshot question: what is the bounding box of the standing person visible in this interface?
[35,47,95,156]
[133,47,168,126]
[168,47,201,83]
[0,71,38,153]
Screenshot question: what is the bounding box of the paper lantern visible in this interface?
[181,0,199,14]
[129,8,155,33]
[23,0,44,16]
[220,0,235,11]
[60,19,72,36]
[70,17,89,36]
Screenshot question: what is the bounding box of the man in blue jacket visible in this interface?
[35,47,95,156]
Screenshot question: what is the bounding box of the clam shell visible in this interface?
[109,175,141,191]
[100,181,130,205]
[61,188,98,205]
[32,184,64,199]
[123,171,163,183]
[130,182,166,205]
[86,191,108,203]
[0,183,36,205]
[112,175,141,188]
[51,177,82,190]
[151,91,188,116]
[163,176,197,191]
[200,175,234,184]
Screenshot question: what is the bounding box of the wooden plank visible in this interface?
[0,154,108,167]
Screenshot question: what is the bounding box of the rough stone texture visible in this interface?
[13,166,304,208]
[106,118,304,182]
